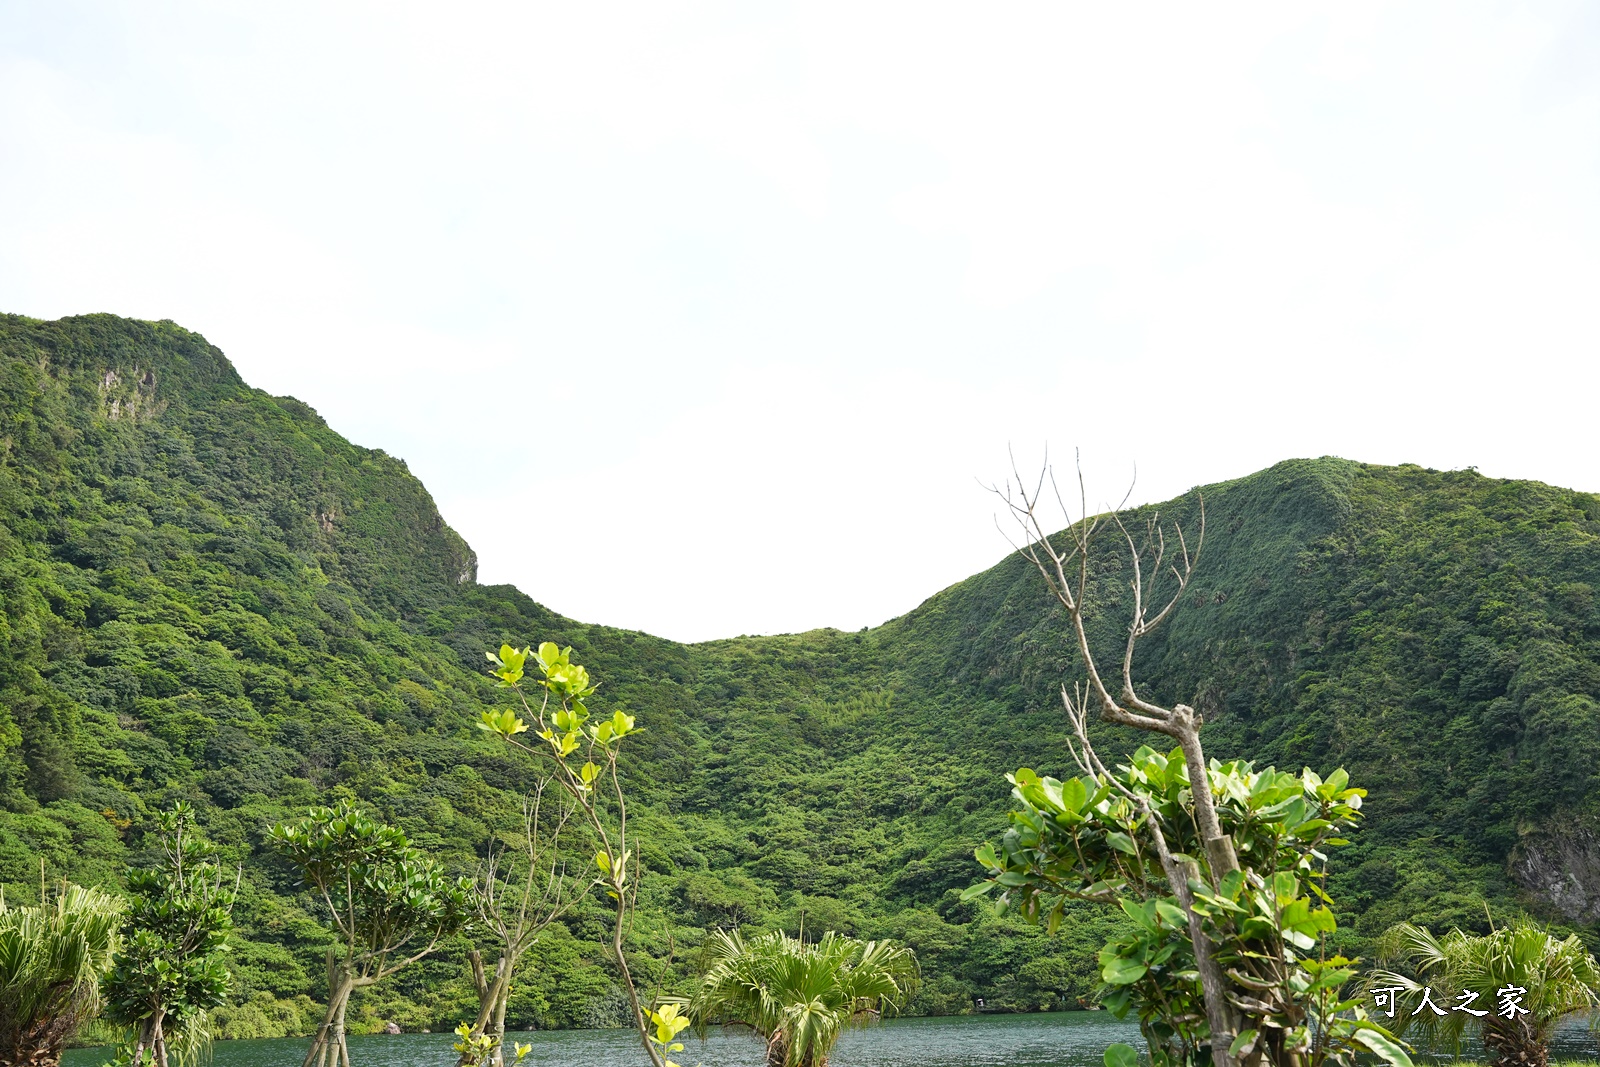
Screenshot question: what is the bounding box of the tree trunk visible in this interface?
[465,951,514,1067]
[491,974,510,1067]
[303,973,356,1067]
[1483,1016,1548,1067]
[765,1030,787,1067]
[612,896,664,1067]
[1144,807,1239,1067]
[132,1017,151,1067]
[5,1019,71,1067]
[334,995,352,1067]
[1171,708,1239,881]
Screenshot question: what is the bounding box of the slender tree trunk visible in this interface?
[334,996,352,1067]
[1143,807,1239,1067]
[468,949,491,1029]
[132,1018,151,1067]
[1170,709,1239,881]
[304,974,355,1067]
[612,896,664,1067]
[491,976,510,1067]
[466,951,514,1067]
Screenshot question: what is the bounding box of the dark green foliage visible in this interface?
[104,802,236,1066]
[268,799,471,1067]
[0,313,1595,1034]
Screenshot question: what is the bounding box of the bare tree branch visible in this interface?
[989,450,1239,1066]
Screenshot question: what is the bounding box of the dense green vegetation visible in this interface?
[104,802,237,1067]
[0,313,1596,1037]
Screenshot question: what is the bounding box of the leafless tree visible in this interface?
[991,450,1243,1067]
[463,782,588,1067]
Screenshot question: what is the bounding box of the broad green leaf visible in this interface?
[1119,898,1157,932]
[1350,1027,1413,1067]
[1104,1043,1139,1067]
[1101,957,1147,985]
[1105,832,1137,855]
[1229,1029,1260,1057]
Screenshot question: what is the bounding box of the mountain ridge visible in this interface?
[0,312,1594,1034]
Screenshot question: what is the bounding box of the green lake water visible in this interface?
[62,1012,1600,1067]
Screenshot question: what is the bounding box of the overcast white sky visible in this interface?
[2,3,1597,641]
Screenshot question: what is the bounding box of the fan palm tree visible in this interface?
[690,930,919,1067]
[1369,920,1600,1067]
[0,883,125,1067]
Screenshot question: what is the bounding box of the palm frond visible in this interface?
[690,928,919,1066]
[0,885,125,1062]
[1369,919,1600,1060]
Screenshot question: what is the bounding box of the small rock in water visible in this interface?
[384,1022,401,1035]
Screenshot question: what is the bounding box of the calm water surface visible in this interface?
[63,1012,1600,1067]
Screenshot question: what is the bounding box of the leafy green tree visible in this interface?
[0,882,124,1067]
[689,929,918,1067]
[463,783,588,1065]
[1369,920,1600,1067]
[268,800,470,1067]
[104,802,237,1067]
[970,748,1408,1066]
[477,642,663,1066]
[971,463,1410,1067]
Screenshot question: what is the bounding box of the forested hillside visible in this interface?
[0,313,1595,1036]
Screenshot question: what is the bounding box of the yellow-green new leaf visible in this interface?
[477,709,528,737]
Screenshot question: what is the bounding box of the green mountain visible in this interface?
[0,313,1595,1035]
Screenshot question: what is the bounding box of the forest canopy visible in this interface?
[0,313,1595,1033]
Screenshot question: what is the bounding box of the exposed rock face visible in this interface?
[1511,828,1600,923]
